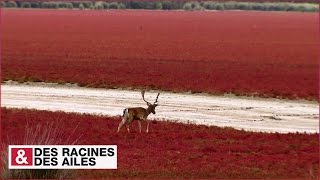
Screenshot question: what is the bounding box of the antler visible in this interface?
[141,90,151,105]
[154,93,160,104]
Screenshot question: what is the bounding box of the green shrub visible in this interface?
[154,2,162,9]
[183,2,192,10]
[293,3,319,12]
[79,3,84,10]
[118,3,126,9]
[162,1,181,10]
[66,2,73,9]
[57,2,73,9]
[41,2,59,9]
[71,1,81,8]
[202,2,224,10]
[0,0,318,12]
[108,2,120,9]
[128,2,142,9]
[5,1,17,8]
[30,2,40,8]
[95,1,106,9]
[183,2,203,11]
[200,1,318,12]
[81,1,93,8]
[251,3,265,11]
[236,2,252,10]
[103,2,109,9]
[21,2,31,8]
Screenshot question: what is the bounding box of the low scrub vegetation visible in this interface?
[2,10,318,100]
[1,108,319,178]
[1,1,318,12]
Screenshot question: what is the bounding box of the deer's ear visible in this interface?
[154,104,158,107]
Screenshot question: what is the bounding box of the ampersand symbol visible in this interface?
[15,149,28,164]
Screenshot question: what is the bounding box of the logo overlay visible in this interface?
[9,145,117,169]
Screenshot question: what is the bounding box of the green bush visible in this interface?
[154,2,162,9]
[223,1,237,10]
[293,3,318,12]
[162,1,181,10]
[81,1,93,8]
[108,2,120,9]
[202,1,318,12]
[41,2,59,9]
[95,1,106,9]
[236,2,252,10]
[30,2,40,8]
[57,2,73,9]
[202,2,224,10]
[124,1,163,9]
[0,0,318,12]
[118,2,126,9]
[66,2,73,9]
[103,2,109,9]
[5,1,17,8]
[71,1,81,8]
[79,3,84,10]
[21,2,31,8]
[183,2,192,10]
[183,2,203,11]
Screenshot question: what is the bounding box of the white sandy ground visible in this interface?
[1,82,319,133]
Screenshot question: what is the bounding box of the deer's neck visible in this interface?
[145,106,153,116]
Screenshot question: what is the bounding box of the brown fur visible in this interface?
[117,92,159,133]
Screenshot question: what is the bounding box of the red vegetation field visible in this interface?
[1,108,319,178]
[2,10,318,100]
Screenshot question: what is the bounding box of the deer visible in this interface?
[117,91,160,133]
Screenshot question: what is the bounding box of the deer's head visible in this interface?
[141,91,160,114]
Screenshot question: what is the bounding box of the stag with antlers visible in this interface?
[117,91,160,133]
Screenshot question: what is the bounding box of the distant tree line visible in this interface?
[1,1,318,12]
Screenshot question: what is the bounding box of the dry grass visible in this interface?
[1,118,81,179]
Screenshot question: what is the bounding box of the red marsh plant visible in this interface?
[1,108,319,179]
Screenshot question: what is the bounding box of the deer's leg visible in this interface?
[117,119,126,133]
[125,117,135,133]
[126,124,130,133]
[138,120,142,133]
[146,120,150,133]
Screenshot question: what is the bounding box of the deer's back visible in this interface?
[127,107,147,120]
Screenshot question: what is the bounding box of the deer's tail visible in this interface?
[122,108,127,118]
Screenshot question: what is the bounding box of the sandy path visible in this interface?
[1,83,318,133]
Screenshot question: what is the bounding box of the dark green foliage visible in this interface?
[21,2,31,8]
[109,2,120,9]
[41,2,59,9]
[126,1,162,9]
[71,1,82,8]
[5,1,17,8]
[81,1,93,8]
[79,3,84,9]
[161,1,182,10]
[183,1,203,11]
[57,2,73,9]
[30,2,40,8]
[2,1,319,12]
[95,1,106,9]
[118,3,126,9]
